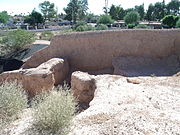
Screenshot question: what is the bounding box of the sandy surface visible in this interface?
[1,74,180,135]
[69,75,180,135]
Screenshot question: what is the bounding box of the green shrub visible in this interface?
[31,87,77,135]
[74,21,87,30]
[176,19,180,28]
[162,15,179,28]
[40,31,54,41]
[0,82,28,128]
[97,15,114,25]
[76,25,94,32]
[0,29,35,53]
[96,24,108,30]
[127,24,136,29]
[124,11,140,25]
[135,24,150,29]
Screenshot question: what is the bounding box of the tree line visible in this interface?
[0,0,179,28]
[109,0,179,21]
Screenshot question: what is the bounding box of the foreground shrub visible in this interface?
[0,82,28,128]
[0,29,35,54]
[40,31,54,41]
[32,87,77,135]
[95,24,108,30]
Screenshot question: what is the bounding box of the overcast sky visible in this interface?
[0,0,172,15]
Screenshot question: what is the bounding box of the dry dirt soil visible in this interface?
[2,73,180,135]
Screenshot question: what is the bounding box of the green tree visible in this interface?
[97,15,114,25]
[39,1,57,21]
[85,13,98,23]
[0,11,9,24]
[162,15,179,28]
[146,4,155,21]
[109,5,117,20]
[135,4,145,20]
[124,11,140,25]
[24,10,44,28]
[117,6,125,20]
[78,0,88,20]
[64,0,88,23]
[153,2,165,20]
[167,0,180,15]
[125,8,134,15]
[109,5,125,20]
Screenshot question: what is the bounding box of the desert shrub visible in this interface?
[76,25,94,32]
[40,31,54,41]
[31,87,77,135]
[73,21,94,32]
[0,82,28,128]
[95,24,108,30]
[127,24,136,29]
[135,24,150,29]
[74,21,87,30]
[162,15,179,28]
[124,11,140,25]
[176,19,180,28]
[97,15,114,25]
[0,29,35,54]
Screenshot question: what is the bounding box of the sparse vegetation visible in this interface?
[31,86,77,135]
[0,82,28,128]
[40,31,54,41]
[0,29,35,56]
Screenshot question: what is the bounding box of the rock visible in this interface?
[126,78,143,84]
[0,58,69,96]
[37,58,69,86]
[71,71,96,103]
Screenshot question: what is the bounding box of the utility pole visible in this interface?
[105,0,108,14]
[162,0,165,17]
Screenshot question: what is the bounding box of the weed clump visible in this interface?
[31,87,77,135]
[0,82,28,128]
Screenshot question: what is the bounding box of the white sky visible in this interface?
[0,0,172,15]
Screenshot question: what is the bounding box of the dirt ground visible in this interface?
[1,73,180,135]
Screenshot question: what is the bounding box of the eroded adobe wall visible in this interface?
[23,30,180,72]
